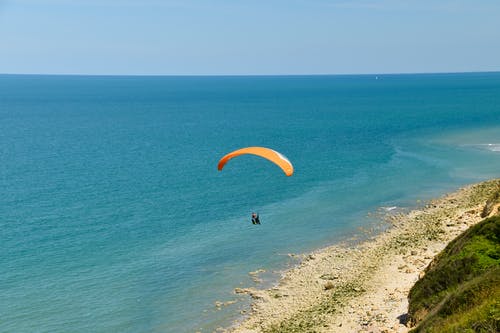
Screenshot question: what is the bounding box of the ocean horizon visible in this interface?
[1,72,500,332]
[2,70,499,78]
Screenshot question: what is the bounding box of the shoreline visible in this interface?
[225,179,500,333]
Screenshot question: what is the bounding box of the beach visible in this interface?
[227,179,500,333]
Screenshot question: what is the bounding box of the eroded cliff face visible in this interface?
[481,183,500,218]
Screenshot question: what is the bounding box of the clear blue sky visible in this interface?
[1,0,499,75]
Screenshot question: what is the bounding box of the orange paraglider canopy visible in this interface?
[218,147,294,176]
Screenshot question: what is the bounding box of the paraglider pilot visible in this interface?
[251,212,261,225]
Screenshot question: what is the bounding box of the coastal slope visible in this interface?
[407,215,500,332]
[229,179,500,333]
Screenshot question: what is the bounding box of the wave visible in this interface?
[463,143,500,153]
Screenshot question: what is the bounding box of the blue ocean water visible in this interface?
[1,73,500,332]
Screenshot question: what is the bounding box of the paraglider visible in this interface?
[218,146,293,225]
[251,212,260,225]
[217,147,294,176]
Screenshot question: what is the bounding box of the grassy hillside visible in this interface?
[407,215,500,332]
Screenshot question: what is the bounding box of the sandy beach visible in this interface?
[225,179,500,333]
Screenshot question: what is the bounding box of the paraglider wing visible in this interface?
[217,147,294,176]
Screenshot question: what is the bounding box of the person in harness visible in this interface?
[251,212,261,225]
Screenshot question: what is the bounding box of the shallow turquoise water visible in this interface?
[1,73,500,332]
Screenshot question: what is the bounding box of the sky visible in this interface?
[0,0,499,75]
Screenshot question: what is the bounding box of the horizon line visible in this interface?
[1,70,499,78]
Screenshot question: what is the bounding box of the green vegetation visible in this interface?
[408,216,500,332]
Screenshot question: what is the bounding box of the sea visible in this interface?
[1,73,500,332]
